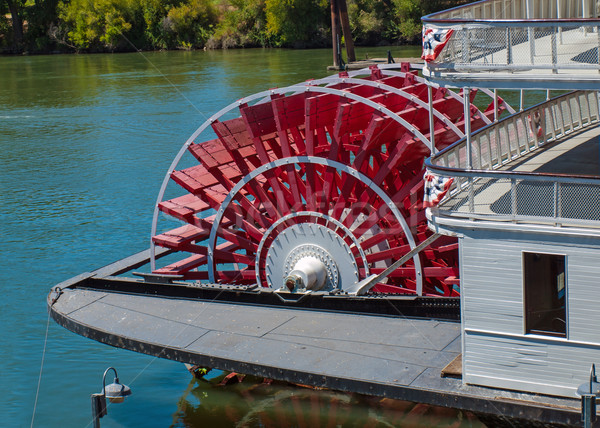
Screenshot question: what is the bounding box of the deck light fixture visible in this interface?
[91,367,132,428]
[577,364,600,428]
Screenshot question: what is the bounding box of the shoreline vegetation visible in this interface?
[1,0,473,55]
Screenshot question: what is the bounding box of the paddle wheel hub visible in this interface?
[269,223,356,292]
[150,64,512,297]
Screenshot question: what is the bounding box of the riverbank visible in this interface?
[0,0,433,55]
[0,42,420,57]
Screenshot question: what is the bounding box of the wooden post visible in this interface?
[337,0,356,63]
[331,0,340,68]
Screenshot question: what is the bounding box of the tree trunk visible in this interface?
[330,0,340,68]
[6,0,24,48]
[337,0,355,63]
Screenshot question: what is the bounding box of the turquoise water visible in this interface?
[1,47,485,427]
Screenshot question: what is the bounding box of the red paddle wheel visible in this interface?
[150,64,510,296]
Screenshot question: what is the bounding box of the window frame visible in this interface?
[522,251,567,338]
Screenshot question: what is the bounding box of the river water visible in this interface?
[1,47,486,427]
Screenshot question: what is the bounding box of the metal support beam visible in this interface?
[352,233,442,295]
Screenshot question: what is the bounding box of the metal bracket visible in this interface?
[132,272,184,284]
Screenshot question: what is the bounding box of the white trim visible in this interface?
[464,327,600,349]
[427,210,600,239]
[463,373,578,398]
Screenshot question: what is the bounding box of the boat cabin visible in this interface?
[424,0,600,398]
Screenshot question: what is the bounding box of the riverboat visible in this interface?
[49,0,600,426]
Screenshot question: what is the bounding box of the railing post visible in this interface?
[506,27,513,65]
[554,181,562,226]
[428,85,436,154]
[511,177,518,220]
[557,0,563,43]
[469,176,475,214]
[464,86,474,215]
[462,25,469,64]
[551,27,558,73]
[494,89,499,122]
[526,0,535,62]
[495,118,502,163]
[520,89,524,112]
[464,88,473,169]
[597,25,600,73]
[582,0,589,36]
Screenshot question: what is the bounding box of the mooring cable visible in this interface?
[30,306,52,428]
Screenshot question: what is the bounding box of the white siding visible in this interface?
[460,230,600,397]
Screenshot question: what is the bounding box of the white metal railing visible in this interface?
[426,90,600,227]
[428,0,597,20]
[423,0,600,74]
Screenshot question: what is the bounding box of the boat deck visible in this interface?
[49,261,584,426]
[508,125,600,175]
[426,28,600,89]
[435,124,600,226]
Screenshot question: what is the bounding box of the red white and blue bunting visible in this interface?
[423,172,454,208]
[421,27,454,62]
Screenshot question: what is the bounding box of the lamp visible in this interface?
[577,364,600,428]
[91,367,132,428]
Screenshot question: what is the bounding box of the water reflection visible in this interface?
[172,373,485,428]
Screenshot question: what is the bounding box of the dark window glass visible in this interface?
[523,252,566,337]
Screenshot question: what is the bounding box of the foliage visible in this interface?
[0,12,12,51]
[57,0,139,51]
[389,0,423,43]
[0,0,475,54]
[164,0,217,49]
[265,0,329,47]
[207,0,269,48]
[24,0,61,52]
[139,0,179,49]
[347,0,390,45]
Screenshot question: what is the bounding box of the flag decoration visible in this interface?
[422,27,454,62]
[423,172,454,207]
[528,108,545,140]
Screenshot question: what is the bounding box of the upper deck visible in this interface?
[426,90,600,234]
[422,0,600,89]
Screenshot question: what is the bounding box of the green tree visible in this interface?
[25,0,61,52]
[3,0,24,49]
[389,0,422,42]
[57,0,139,51]
[265,0,329,47]
[347,0,392,45]
[208,0,269,48]
[2,0,477,54]
[139,0,181,49]
[164,0,218,49]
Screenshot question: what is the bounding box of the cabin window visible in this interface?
[523,252,566,337]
